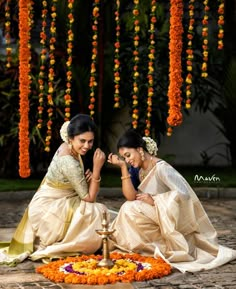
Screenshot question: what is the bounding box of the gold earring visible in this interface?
[139,149,145,161]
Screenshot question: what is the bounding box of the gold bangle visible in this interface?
[92,176,101,182]
[121,174,131,180]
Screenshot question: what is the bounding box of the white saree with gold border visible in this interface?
[109,160,236,272]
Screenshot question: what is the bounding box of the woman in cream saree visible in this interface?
[108,129,236,273]
[0,114,108,265]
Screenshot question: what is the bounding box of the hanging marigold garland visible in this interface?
[113,0,121,108]
[64,0,74,121]
[131,0,140,129]
[166,0,184,136]
[201,0,209,78]
[44,0,57,152]
[18,0,32,178]
[37,1,48,130]
[217,0,224,50]
[144,0,157,137]
[88,0,100,117]
[5,0,12,68]
[185,0,195,110]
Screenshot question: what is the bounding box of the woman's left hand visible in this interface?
[136,193,154,206]
[85,169,92,183]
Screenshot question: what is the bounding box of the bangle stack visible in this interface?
[121,174,131,180]
[92,176,101,183]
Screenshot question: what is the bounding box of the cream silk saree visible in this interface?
[0,154,108,265]
[109,160,236,273]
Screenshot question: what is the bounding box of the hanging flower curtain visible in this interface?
[185,0,195,109]
[18,0,32,178]
[113,0,121,108]
[201,0,209,78]
[88,0,100,117]
[44,0,58,152]
[217,0,224,50]
[166,0,184,136]
[5,0,12,68]
[131,0,140,129]
[144,0,157,137]
[64,0,74,121]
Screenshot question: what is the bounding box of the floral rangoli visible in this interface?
[36,252,172,285]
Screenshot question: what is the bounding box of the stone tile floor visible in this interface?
[0,194,236,289]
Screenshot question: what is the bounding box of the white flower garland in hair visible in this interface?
[60,121,70,143]
[142,136,158,156]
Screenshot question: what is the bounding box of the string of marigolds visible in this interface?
[217,0,224,50]
[166,0,184,137]
[19,0,32,178]
[201,0,209,78]
[131,0,140,129]
[88,0,100,117]
[144,0,157,137]
[37,0,48,129]
[113,0,121,109]
[5,0,12,68]
[185,0,194,109]
[44,0,57,152]
[64,0,74,121]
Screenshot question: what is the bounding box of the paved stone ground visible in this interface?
[0,191,236,289]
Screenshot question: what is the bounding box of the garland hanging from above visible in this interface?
[201,0,209,78]
[166,0,184,136]
[144,0,157,137]
[185,0,195,110]
[88,0,100,117]
[37,0,48,130]
[64,0,74,121]
[217,0,224,50]
[131,0,140,129]
[113,0,121,109]
[5,0,12,68]
[44,0,58,152]
[18,0,32,178]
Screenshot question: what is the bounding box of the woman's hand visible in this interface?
[136,193,154,206]
[107,153,126,168]
[93,148,106,170]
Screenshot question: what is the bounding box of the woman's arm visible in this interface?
[107,153,137,200]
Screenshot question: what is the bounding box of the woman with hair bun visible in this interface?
[0,114,108,265]
[108,128,236,273]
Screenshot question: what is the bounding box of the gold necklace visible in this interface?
[139,157,154,182]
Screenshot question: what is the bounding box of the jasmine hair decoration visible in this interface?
[60,121,70,143]
[142,136,158,156]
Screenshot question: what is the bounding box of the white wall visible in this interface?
[105,105,231,167]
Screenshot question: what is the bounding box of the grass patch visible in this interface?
[0,166,235,192]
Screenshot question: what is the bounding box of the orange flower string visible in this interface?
[217,0,224,50]
[201,0,209,78]
[19,0,31,177]
[131,0,140,129]
[88,0,100,117]
[44,0,57,152]
[113,0,121,108]
[167,0,184,136]
[64,0,74,121]
[144,0,157,137]
[185,0,194,109]
[5,0,12,68]
[37,0,48,129]
[36,252,172,285]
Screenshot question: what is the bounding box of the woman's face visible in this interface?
[118,147,142,168]
[71,132,94,155]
